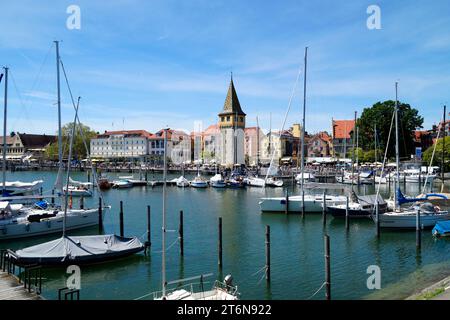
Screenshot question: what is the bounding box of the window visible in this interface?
[227,116,230,121]
[240,117,243,122]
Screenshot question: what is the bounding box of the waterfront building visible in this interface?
[90,130,152,159]
[0,132,56,161]
[149,129,191,164]
[260,130,295,164]
[331,119,355,158]
[307,131,332,157]
[218,76,246,166]
[203,124,221,164]
[244,126,265,166]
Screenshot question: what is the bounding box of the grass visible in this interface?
[415,287,446,300]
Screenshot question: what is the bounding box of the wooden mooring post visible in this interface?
[98,197,103,233]
[265,225,271,283]
[145,205,151,251]
[179,210,184,256]
[301,190,305,218]
[376,201,380,238]
[322,190,327,226]
[324,234,331,300]
[218,217,223,269]
[285,190,289,214]
[119,200,124,237]
[79,196,84,209]
[416,209,421,250]
[345,196,349,230]
[51,189,55,205]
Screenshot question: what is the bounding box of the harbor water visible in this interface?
[1,171,450,300]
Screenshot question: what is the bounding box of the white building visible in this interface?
[149,129,191,164]
[90,130,152,159]
[218,77,246,167]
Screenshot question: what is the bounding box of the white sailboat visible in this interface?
[0,67,43,197]
[377,83,450,228]
[210,173,226,188]
[0,43,108,240]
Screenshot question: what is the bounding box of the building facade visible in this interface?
[90,130,151,159]
[307,132,332,157]
[260,130,295,164]
[218,77,246,166]
[244,127,265,166]
[331,119,355,158]
[149,129,191,164]
[0,132,56,161]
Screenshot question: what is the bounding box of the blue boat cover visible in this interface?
[397,188,448,205]
[34,200,48,210]
[432,221,450,236]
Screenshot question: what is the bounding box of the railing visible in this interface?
[58,287,80,300]
[0,249,43,295]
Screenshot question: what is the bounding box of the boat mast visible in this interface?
[162,128,168,297]
[300,47,308,192]
[62,97,80,237]
[394,82,400,211]
[441,104,446,192]
[374,124,377,163]
[351,111,357,189]
[2,67,8,196]
[256,116,260,175]
[55,41,63,177]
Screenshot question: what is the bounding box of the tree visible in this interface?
[45,123,97,160]
[422,136,450,171]
[357,100,423,159]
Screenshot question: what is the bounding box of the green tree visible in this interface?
[45,123,97,160]
[357,101,423,159]
[422,136,450,171]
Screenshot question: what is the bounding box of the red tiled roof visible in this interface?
[98,130,153,139]
[332,120,355,139]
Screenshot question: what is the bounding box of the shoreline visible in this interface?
[406,274,450,300]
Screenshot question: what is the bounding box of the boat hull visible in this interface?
[259,195,347,213]
[378,212,450,229]
[0,209,101,240]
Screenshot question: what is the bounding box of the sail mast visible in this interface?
[55,41,63,174]
[300,47,308,193]
[2,67,8,196]
[62,97,80,237]
[441,104,446,192]
[256,116,260,174]
[395,82,400,211]
[162,128,168,297]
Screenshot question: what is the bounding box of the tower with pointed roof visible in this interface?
[218,75,246,166]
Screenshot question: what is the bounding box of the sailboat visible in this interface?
[259,48,346,213]
[155,129,239,300]
[0,67,43,197]
[377,83,450,229]
[7,77,144,265]
[0,43,108,240]
[210,164,226,188]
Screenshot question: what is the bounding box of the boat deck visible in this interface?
[0,271,43,300]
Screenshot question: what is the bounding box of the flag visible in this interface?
[0,73,3,84]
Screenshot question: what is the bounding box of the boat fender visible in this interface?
[435,206,441,212]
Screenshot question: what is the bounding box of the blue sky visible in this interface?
[1,0,449,136]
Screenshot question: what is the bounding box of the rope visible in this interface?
[153,237,179,254]
[256,268,268,285]
[251,265,267,277]
[306,281,326,300]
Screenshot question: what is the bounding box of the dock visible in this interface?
[0,250,44,300]
[0,271,43,300]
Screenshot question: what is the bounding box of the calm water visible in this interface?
[1,170,450,300]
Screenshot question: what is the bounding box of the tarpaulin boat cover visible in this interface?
[357,194,386,205]
[432,221,450,236]
[12,234,144,265]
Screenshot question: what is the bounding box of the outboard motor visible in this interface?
[224,274,233,289]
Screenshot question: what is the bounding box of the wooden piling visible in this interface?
[79,196,84,209]
[376,201,380,238]
[403,174,406,190]
[322,190,327,226]
[98,197,103,233]
[119,200,124,237]
[265,225,271,282]
[179,210,184,256]
[324,234,331,300]
[147,205,151,248]
[301,190,305,218]
[51,189,55,205]
[218,217,223,268]
[345,196,349,230]
[285,190,289,214]
[416,209,421,249]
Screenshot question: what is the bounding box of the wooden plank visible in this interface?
[0,271,43,300]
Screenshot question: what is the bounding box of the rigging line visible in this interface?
[59,58,107,205]
[251,265,267,277]
[265,62,303,182]
[256,268,268,285]
[422,119,443,193]
[8,70,35,133]
[306,281,326,300]
[372,109,396,216]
